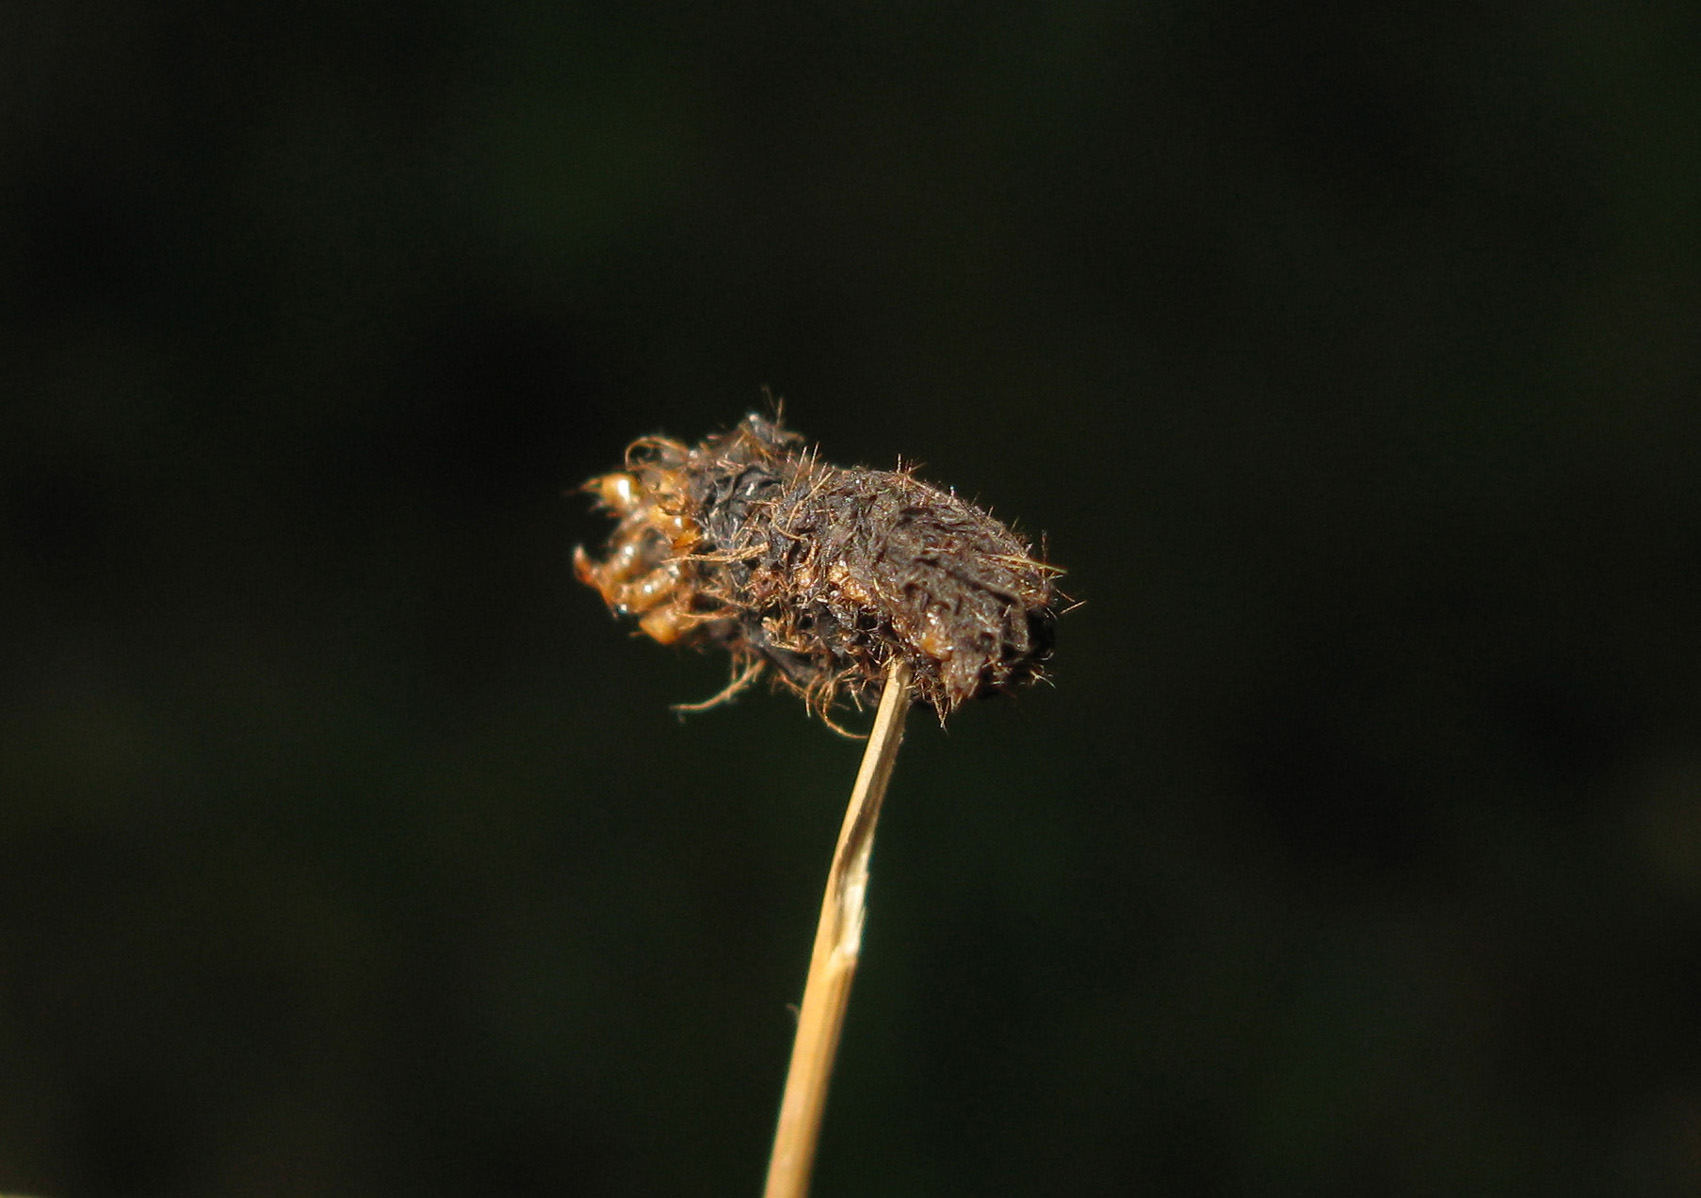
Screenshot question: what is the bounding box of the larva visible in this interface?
[574,413,1061,723]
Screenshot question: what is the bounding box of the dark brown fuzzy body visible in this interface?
[575,414,1060,722]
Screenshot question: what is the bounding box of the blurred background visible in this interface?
[3,2,1699,1195]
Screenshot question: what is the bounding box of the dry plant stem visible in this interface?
[764,658,913,1198]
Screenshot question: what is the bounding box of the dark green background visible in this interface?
[3,3,1698,1195]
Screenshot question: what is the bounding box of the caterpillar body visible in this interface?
[574,414,1060,724]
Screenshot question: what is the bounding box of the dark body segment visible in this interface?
[575,414,1059,721]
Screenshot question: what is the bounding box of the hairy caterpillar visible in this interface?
[574,413,1061,724]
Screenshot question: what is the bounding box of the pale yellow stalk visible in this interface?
[763,659,913,1198]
